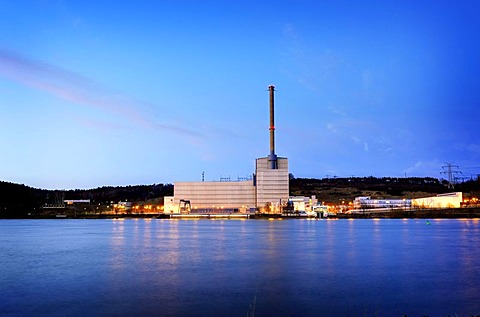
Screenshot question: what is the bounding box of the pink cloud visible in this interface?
[0,48,200,137]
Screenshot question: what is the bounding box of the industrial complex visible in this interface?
[4,85,477,219]
[162,86,469,217]
[165,85,289,214]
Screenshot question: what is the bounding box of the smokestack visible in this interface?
[268,85,278,169]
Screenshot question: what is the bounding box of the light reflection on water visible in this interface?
[0,219,479,316]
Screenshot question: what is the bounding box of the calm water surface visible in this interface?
[1,218,479,316]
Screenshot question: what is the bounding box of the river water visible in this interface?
[1,218,479,316]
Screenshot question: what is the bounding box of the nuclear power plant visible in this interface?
[165,85,289,213]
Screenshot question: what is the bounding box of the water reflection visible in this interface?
[2,219,480,316]
[110,219,125,270]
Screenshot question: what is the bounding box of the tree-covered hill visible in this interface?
[0,181,48,216]
[63,184,174,203]
[290,176,480,203]
[0,181,173,217]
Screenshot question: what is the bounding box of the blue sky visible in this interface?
[1,1,479,189]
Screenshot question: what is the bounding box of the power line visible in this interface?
[440,162,461,185]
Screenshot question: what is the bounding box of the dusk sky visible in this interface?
[1,1,479,189]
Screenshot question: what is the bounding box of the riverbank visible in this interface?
[2,207,480,219]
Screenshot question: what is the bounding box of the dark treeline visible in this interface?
[63,184,174,203]
[0,182,48,216]
[290,176,448,196]
[0,181,173,217]
[290,176,480,202]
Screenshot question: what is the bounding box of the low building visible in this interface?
[164,196,175,214]
[288,195,318,213]
[412,192,463,209]
[64,199,90,205]
[354,197,411,210]
[113,201,132,213]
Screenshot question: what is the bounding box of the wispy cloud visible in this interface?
[455,143,480,155]
[0,48,200,137]
[405,159,441,176]
[351,135,369,152]
[327,105,347,116]
[326,122,337,133]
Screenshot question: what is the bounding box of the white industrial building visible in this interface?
[353,197,411,209]
[165,86,289,214]
[412,192,463,209]
[288,195,318,213]
[353,192,463,210]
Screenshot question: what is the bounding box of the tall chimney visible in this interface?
[268,85,278,169]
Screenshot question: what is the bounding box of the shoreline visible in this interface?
[2,207,480,220]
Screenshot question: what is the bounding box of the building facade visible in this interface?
[255,157,289,210]
[412,192,463,209]
[168,85,289,214]
[353,197,411,209]
[172,179,255,213]
[353,192,464,210]
[169,157,289,213]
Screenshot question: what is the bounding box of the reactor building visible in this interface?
[165,85,289,213]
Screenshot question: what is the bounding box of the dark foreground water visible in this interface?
[1,218,479,317]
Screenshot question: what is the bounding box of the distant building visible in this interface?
[164,196,175,214]
[412,192,462,209]
[353,192,463,210]
[113,201,132,213]
[354,197,411,209]
[64,199,90,204]
[288,195,318,212]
